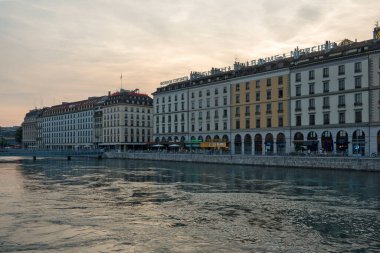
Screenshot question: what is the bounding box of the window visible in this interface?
[296,115,301,126]
[246,81,250,90]
[355,111,362,123]
[181,102,185,110]
[278,76,283,85]
[207,98,210,107]
[223,121,227,130]
[309,98,315,110]
[223,109,227,118]
[355,76,362,88]
[278,116,283,127]
[267,118,272,128]
[215,122,219,130]
[245,93,250,102]
[296,85,301,96]
[295,100,301,111]
[323,67,329,78]
[245,106,250,116]
[355,93,362,106]
[223,87,227,93]
[255,104,260,115]
[278,102,283,113]
[198,100,202,108]
[236,120,240,129]
[214,110,219,119]
[236,94,240,104]
[223,96,227,105]
[206,90,210,96]
[309,114,315,126]
[338,95,345,107]
[206,111,210,119]
[199,91,202,97]
[215,97,219,106]
[236,84,240,91]
[162,97,165,103]
[323,113,330,125]
[309,70,315,80]
[354,62,362,73]
[278,88,283,98]
[191,101,195,109]
[215,88,218,95]
[338,65,345,75]
[256,80,260,89]
[174,95,177,101]
[339,78,345,91]
[323,97,330,109]
[309,83,315,95]
[295,73,301,82]
[181,93,185,100]
[191,92,194,99]
[246,119,250,129]
[323,81,329,93]
[207,123,210,131]
[339,112,345,124]
[266,78,271,87]
[235,107,240,117]
[266,103,272,114]
[256,119,260,128]
[198,111,202,120]
[256,92,260,101]
[266,90,271,100]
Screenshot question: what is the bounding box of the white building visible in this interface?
[41,97,107,150]
[290,36,380,156]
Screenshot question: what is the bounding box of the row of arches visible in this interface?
[234,133,286,155]
[293,129,366,155]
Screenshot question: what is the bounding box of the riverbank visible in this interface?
[105,152,380,172]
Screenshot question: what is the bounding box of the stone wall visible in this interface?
[104,152,380,171]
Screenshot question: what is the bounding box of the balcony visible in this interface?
[354,102,363,107]
[322,105,330,109]
[235,113,240,117]
[266,110,272,114]
[277,109,284,113]
[295,108,302,112]
[308,106,315,110]
[338,104,346,108]
[255,112,261,116]
[245,112,250,116]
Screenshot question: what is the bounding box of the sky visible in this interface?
[0,0,379,126]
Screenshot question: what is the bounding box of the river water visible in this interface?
[0,158,379,252]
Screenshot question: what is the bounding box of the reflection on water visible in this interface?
[0,158,379,252]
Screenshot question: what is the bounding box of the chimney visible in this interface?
[108,91,111,96]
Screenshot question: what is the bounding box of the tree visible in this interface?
[15,127,22,144]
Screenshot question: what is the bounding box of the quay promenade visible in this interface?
[105,151,380,171]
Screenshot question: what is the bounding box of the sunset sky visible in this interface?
[1,0,379,126]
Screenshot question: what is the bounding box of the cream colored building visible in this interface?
[100,89,153,151]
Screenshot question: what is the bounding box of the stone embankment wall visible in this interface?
[104,152,380,171]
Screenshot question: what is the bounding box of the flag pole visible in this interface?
[120,73,123,90]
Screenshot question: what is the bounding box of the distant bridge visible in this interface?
[0,149,104,160]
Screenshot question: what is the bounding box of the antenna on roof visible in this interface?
[376,20,379,27]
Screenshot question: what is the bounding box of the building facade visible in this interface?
[100,89,153,151]
[290,38,380,156]
[22,109,43,148]
[153,26,380,156]
[231,66,290,155]
[40,96,107,150]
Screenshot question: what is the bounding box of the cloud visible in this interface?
[1,0,380,126]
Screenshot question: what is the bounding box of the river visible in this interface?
[0,158,379,252]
